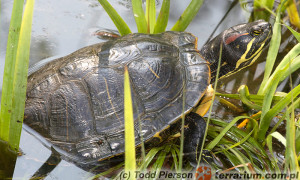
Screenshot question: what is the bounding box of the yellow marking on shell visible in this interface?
[103,77,121,124]
[171,132,181,138]
[221,62,228,67]
[145,61,160,78]
[235,38,265,69]
[153,132,163,142]
[195,84,214,117]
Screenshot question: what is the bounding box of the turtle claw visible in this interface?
[76,137,104,159]
[80,147,102,159]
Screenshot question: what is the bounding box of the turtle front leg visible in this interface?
[183,112,207,166]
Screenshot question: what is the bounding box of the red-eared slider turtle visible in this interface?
[24,20,272,170]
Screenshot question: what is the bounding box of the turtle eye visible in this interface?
[251,29,262,36]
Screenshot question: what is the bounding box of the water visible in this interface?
[1,0,295,179]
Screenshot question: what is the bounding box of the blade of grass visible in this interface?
[215,92,283,105]
[238,85,262,110]
[269,97,300,134]
[153,0,170,34]
[257,69,283,141]
[277,55,300,82]
[138,146,164,170]
[257,83,300,141]
[178,77,186,173]
[0,0,24,142]
[227,146,251,174]
[170,148,178,172]
[8,0,35,151]
[152,145,171,178]
[210,118,268,157]
[171,0,204,31]
[98,0,131,36]
[260,43,300,95]
[219,117,259,153]
[146,0,156,33]
[285,109,299,172]
[206,116,252,150]
[124,66,136,179]
[285,25,300,42]
[257,8,281,95]
[132,0,147,33]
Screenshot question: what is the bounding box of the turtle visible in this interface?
[24,20,272,171]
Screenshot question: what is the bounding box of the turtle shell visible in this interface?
[24,31,210,162]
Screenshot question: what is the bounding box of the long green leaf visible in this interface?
[171,0,204,31]
[258,8,281,95]
[152,145,171,178]
[124,66,136,179]
[98,0,131,36]
[0,0,24,142]
[266,132,282,172]
[285,106,299,172]
[210,118,268,157]
[257,83,300,141]
[257,69,283,142]
[146,0,156,33]
[132,0,147,33]
[8,0,35,151]
[285,25,300,42]
[138,146,164,170]
[238,85,262,110]
[153,0,170,33]
[206,116,251,150]
[260,43,300,94]
[228,146,251,173]
[215,92,283,105]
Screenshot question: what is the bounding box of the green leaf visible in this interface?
[153,0,170,34]
[215,92,283,105]
[124,66,136,179]
[210,119,268,157]
[285,106,300,172]
[170,148,178,171]
[258,9,281,95]
[206,116,251,150]
[152,145,171,178]
[98,0,131,36]
[138,146,164,170]
[238,85,262,110]
[285,25,300,42]
[146,0,156,33]
[8,0,35,151]
[171,0,204,31]
[260,43,300,95]
[132,0,148,33]
[257,83,300,141]
[0,0,24,143]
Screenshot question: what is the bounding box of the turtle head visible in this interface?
[200,20,272,82]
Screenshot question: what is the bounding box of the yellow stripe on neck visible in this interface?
[235,38,255,69]
[235,38,266,69]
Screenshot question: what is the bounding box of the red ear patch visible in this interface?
[225,33,249,45]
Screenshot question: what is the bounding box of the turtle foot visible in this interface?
[75,137,107,159]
